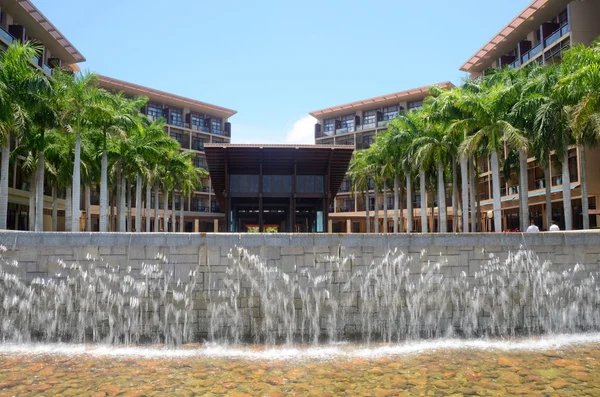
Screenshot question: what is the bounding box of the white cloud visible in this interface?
[284,115,317,145]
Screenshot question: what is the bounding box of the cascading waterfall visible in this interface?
[1,245,599,346]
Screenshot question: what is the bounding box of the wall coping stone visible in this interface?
[0,230,599,249]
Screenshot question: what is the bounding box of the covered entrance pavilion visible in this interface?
[204,144,353,233]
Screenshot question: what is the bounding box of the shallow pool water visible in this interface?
[1,334,600,396]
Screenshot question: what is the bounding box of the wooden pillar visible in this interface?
[194,219,199,233]
[346,219,352,233]
[328,219,333,233]
[213,218,219,233]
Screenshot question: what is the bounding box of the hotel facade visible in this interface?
[311,83,454,233]
[461,0,600,231]
[97,76,236,233]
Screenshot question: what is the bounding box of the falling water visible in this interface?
[0,245,599,346]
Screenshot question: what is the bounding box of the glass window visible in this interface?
[191,113,209,132]
[296,175,324,193]
[382,105,399,121]
[147,103,162,121]
[324,118,335,133]
[263,175,292,193]
[212,118,222,135]
[363,110,376,125]
[408,100,423,112]
[170,109,183,127]
[340,114,355,131]
[230,175,259,193]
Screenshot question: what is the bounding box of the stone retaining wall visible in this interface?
[1,231,599,340]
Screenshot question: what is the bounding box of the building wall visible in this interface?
[570,0,600,46]
[2,231,599,337]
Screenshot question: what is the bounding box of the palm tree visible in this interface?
[454,74,526,233]
[0,42,49,230]
[557,40,600,230]
[348,149,371,233]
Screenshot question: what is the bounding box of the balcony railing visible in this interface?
[335,127,352,135]
[377,120,389,128]
[521,42,543,64]
[361,122,377,131]
[508,186,519,195]
[0,27,13,44]
[42,63,53,76]
[545,22,570,48]
[509,59,521,69]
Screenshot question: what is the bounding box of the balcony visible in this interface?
[545,22,570,48]
[360,122,377,131]
[377,120,389,128]
[508,186,519,195]
[509,59,521,69]
[192,140,205,151]
[335,126,353,135]
[339,184,352,193]
[521,42,543,64]
[0,26,13,45]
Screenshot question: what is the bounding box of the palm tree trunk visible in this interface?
[393,175,399,233]
[85,184,91,232]
[109,189,115,232]
[51,186,57,231]
[35,151,45,231]
[406,175,413,233]
[99,151,108,232]
[179,193,184,233]
[127,179,132,232]
[490,149,502,233]
[119,174,126,232]
[374,183,380,233]
[171,189,176,233]
[0,143,10,229]
[365,190,370,233]
[154,183,159,232]
[420,169,427,233]
[519,151,529,232]
[469,158,476,233]
[65,186,72,232]
[135,174,142,232]
[544,161,552,230]
[163,186,169,232]
[72,132,81,232]
[382,181,388,233]
[398,178,404,233]
[437,160,447,233]
[145,183,151,232]
[452,157,458,232]
[460,156,469,233]
[562,151,572,230]
[28,174,35,231]
[579,145,589,229]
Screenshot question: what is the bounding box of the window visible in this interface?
[363,110,376,126]
[382,105,399,121]
[263,175,292,193]
[172,132,183,144]
[191,113,209,132]
[170,109,183,127]
[324,118,335,133]
[296,175,324,193]
[340,114,355,132]
[212,118,222,135]
[147,103,162,121]
[193,156,206,169]
[230,175,259,193]
[408,100,423,112]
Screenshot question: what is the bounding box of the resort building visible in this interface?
[97,76,237,232]
[1,0,85,230]
[460,0,600,231]
[311,83,454,233]
[204,144,353,233]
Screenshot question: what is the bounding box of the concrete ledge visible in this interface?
[1,230,599,248]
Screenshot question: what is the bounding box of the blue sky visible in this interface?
[34,0,527,144]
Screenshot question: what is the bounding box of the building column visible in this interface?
[194,219,199,233]
[346,219,352,234]
[328,219,333,233]
[213,218,218,233]
[259,195,263,233]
